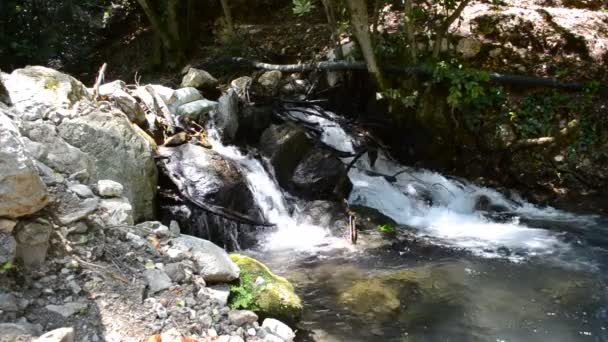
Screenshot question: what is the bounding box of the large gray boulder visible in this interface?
[1,66,90,121]
[171,235,240,282]
[259,124,313,188]
[0,109,48,218]
[19,120,95,180]
[57,110,157,221]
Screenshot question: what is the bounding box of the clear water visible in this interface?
[206,108,608,342]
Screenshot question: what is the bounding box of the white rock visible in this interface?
[160,328,182,342]
[144,269,172,293]
[148,85,176,105]
[181,68,218,89]
[263,335,284,342]
[247,328,257,336]
[176,99,218,118]
[56,198,99,225]
[35,327,74,342]
[126,232,145,248]
[199,285,230,306]
[68,184,94,198]
[98,197,133,226]
[97,180,124,197]
[262,319,295,342]
[169,221,180,237]
[168,87,203,113]
[0,110,48,218]
[171,235,239,282]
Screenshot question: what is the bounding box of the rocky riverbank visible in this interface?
[0,66,301,341]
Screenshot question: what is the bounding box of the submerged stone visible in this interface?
[229,254,303,323]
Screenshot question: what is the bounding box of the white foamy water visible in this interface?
[283,107,599,262]
[206,127,349,252]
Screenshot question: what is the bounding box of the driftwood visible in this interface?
[159,161,276,227]
[92,63,107,101]
[225,57,593,91]
[145,85,176,135]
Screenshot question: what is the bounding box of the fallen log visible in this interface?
[224,57,594,91]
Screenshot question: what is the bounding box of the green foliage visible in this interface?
[0,262,14,274]
[507,90,575,139]
[293,0,315,16]
[229,270,260,310]
[433,62,491,109]
[380,89,418,108]
[378,223,397,233]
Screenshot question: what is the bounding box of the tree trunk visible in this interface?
[135,0,183,66]
[219,0,234,34]
[432,0,470,59]
[345,0,386,90]
[321,0,343,59]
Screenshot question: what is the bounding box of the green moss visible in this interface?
[44,77,60,90]
[229,254,303,323]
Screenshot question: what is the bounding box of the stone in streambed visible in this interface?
[181,68,218,90]
[97,179,124,197]
[229,254,302,323]
[35,327,74,342]
[262,318,295,342]
[144,269,173,293]
[171,235,240,282]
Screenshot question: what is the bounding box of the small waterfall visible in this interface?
[205,125,349,252]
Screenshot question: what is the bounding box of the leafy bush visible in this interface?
[378,224,397,233]
[293,0,315,16]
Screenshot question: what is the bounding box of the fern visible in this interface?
[293,0,315,16]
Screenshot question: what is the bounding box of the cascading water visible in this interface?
[204,106,607,342]
[205,125,350,252]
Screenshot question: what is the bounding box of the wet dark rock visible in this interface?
[291,149,352,200]
[236,104,273,144]
[159,143,258,219]
[298,200,348,232]
[259,124,313,188]
[214,90,239,143]
[474,195,509,212]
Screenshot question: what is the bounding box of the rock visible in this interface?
[99,80,145,124]
[15,219,52,266]
[0,233,16,265]
[164,262,186,283]
[0,219,17,234]
[291,149,352,200]
[158,144,259,220]
[262,335,283,342]
[256,71,282,96]
[229,254,302,323]
[228,310,258,326]
[236,104,272,143]
[35,327,74,342]
[0,110,48,218]
[0,78,10,105]
[0,322,42,341]
[262,319,295,342]
[57,109,157,221]
[213,89,239,142]
[68,184,94,198]
[19,120,95,178]
[126,232,145,248]
[169,221,181,236]
[181,68,219,90]
[259,124,313,188]
[0,293,19,312]
[45,302,88,318]
[56,197,99,225]
[164,132,189,147]
[171,235,240,282]
[160,328,182,342]
[176,99,218,118]
[2,66,91,121]
[144,269,173,293]
[167,87,203,110]
[98,197,134,226]
[97,179,124,197]
[247,328,256,336]
[200,284,231,305]
[456,37,482,59]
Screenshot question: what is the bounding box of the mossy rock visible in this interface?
[338,270,419,321]
[229,254,303,323]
